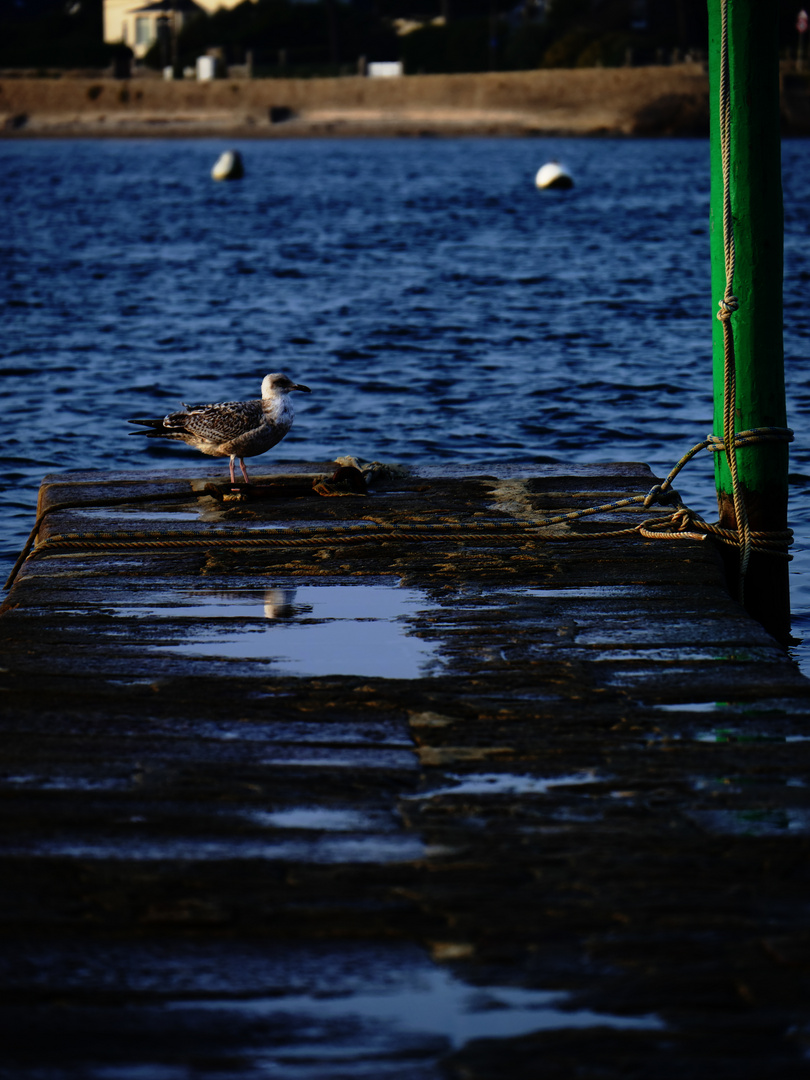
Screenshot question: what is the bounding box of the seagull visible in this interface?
[128,373,311,484]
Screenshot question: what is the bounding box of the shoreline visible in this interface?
[1,66,717,139]
[0,117,703,139]
[2,66,808,139]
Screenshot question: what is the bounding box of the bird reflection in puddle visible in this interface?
[184,587,302,621]
[150,583,441,679]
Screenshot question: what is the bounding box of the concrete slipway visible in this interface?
[1,461,809,1079]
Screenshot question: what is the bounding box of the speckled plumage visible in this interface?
[128,373,311,483]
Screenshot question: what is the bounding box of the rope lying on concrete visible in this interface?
[4,424,793,592]
[3,488,217,591]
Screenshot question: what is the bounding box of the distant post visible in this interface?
[707,0,790,641]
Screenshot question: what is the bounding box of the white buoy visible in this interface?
[211,150,245,181]
[535,161,574,190]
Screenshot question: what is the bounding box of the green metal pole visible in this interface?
[707,0,790,641]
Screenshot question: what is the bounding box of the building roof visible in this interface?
[127,0,203,13]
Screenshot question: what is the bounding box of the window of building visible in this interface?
[135,16,153,46]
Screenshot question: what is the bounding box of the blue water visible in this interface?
[2,137,809,668]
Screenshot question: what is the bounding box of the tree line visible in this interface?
[0,0,805,77]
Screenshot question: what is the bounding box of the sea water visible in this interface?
[2,137,809,668]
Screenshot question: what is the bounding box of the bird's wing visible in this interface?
[167,399,264,443]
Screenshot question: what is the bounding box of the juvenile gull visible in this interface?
[128,372,311,483]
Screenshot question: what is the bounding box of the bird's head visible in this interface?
[262,373,311,397]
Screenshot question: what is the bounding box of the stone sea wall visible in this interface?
[1,65,808,138]
[0,65,715,138]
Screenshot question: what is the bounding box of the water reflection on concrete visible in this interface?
[246,807,400,832]
[166,957,665,1056]
[10,834,426,864]
[3,939,666,1079]
[406,771,602,800]
[112,583,441,679]
[689,807,810,836]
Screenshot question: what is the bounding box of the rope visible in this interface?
[707,428,793,450]
[2,489,216,594]
[4,423,793,591]
[716,0,753,603]
[14,516,659,555]
[0,504,651,589]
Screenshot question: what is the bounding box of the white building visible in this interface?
[103,0,243,60]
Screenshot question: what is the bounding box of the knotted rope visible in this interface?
[711,0,793,603]
[4,421,793,593]
[716,0,753,599]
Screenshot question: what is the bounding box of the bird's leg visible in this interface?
[239,458,250,484]
[229,456,237,484]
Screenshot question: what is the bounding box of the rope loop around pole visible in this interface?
[708,427,794,452]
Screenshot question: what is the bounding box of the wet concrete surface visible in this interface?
[1,463,810,1078]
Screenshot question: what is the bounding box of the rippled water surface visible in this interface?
[2,137,809,666]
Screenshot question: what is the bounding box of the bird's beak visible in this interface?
[293,383,311,393]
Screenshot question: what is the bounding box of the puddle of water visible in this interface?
[606,667,797,690]
[590,648,778,663]
[690,808,810,836]
[1,939,663,1079]
[694,729,790,744]
[654,702,732,712]
[166,964,664,1051]
[693,728,810,744]
[9,834,426,864]
[134,719,413,748]
[256,746,416,770]
[71,508,201,522]
[523,586,651,599]
[1,774,128,792]
[87,1068,182,1080]
[245,520,346,531]
[112,584,441,680]
[656,698,810,718]
[692,776,806,792]
[246,807,398,831]
[406,771,601,800]
[111,587,291,622]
